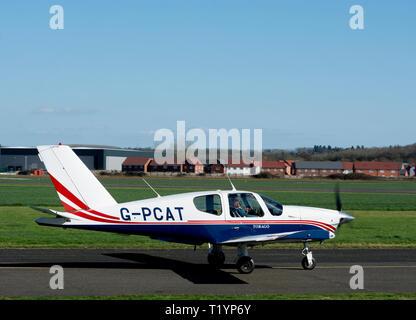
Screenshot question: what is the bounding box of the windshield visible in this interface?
[228,193,264,217]
[260,194,283,216]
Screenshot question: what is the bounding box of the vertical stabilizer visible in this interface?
[37,145,117,212]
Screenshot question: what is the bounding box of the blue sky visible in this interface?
[0,1,415,149]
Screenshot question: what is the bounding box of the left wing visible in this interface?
[219,232,297,244]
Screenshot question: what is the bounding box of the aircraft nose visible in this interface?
[339,212,355,226]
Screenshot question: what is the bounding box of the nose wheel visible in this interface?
[301,242,316,270]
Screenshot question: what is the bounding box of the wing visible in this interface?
[219,231,298,244]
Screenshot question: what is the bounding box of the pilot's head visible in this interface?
[233,199,241,208]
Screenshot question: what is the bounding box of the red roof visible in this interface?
[353,161,399,170]
[122,157,152,166]
[343,162,353,170]
[261,160,287,169]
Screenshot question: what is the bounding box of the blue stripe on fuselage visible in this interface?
[67,223,331,244]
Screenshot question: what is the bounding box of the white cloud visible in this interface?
[34,107,96,115]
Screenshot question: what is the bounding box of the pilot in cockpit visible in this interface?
[232,199,257,217]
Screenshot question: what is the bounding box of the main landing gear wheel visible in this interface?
[236,256,255,274]
[207,251,225,268]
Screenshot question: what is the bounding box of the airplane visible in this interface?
[31,144,354,274]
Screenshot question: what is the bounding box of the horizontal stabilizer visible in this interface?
[36,217,66,227]
[29,206,60,216]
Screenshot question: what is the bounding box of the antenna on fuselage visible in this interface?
[142,178,161,198]
[227,175,237,191]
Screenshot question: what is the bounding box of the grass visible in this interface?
[1,293,415,300]
[1,206,415,248]
[0,177,415,300]
[1,181,416,211]
[0,176,415,248]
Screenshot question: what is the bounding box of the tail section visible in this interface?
[37,145,117,212]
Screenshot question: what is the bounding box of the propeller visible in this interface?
[334,183,355,227]
[335,183,342,212]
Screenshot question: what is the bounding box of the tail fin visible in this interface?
[37,145,117,212]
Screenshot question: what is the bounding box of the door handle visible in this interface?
[233,226,240,230]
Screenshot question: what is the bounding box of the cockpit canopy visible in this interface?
[192,192,283,217]
[259,194,283,216]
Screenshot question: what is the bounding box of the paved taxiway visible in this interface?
[0,249,415,297]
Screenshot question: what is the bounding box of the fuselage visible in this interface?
[38,190,351,246]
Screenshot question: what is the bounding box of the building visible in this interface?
[343,162,354,174]
[408,163,416,177]
[122,157,152,173]
[183,158,204,174]
[224,159,260,176]
[353,161,400,177]
[284,160,294,175]
[0,145,154,172]
[147,159,183,173]
[293,161,343,176]
[205,160,225,174]
[261,160,287,176]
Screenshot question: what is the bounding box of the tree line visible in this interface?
[263,143,416,163]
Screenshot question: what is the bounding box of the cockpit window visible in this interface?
[193,194,222,215]
[228,193,264,217]
[260,194,283,216]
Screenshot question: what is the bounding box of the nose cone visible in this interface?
[339,212,355,226]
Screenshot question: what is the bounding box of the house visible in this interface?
[261,160,287,176]
[183,157,204,174]
[147,159,183,173]
[293,161,343,176]
[284,160,294,176]
[205,160,225,174]
[408,163,416,177]
[343,162,354,174]
[122,157,152,173]
[224,159,260,176]
[353,161,400,177]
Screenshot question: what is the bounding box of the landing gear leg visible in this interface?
[207,244,225,268]
[301,242,316,270]
[235,244,255,274]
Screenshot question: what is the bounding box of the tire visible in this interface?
[301,256,316,270]
[207,251,225,268]
[236,256,255,274]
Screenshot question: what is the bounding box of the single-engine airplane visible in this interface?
[32,145,354,273]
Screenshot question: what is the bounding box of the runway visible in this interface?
[0,249,415,297]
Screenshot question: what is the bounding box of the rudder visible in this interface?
[37,145,117,212]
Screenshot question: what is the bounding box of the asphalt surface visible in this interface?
[0,249,415,297]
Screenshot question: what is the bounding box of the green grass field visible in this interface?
[1,176,415,300]
[0,176,415,248]
[1,293,415,300]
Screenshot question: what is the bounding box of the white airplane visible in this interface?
[32,145,354,274]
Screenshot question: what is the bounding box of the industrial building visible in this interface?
[0,145,153,172]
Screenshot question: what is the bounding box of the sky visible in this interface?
[0,0,415,149]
